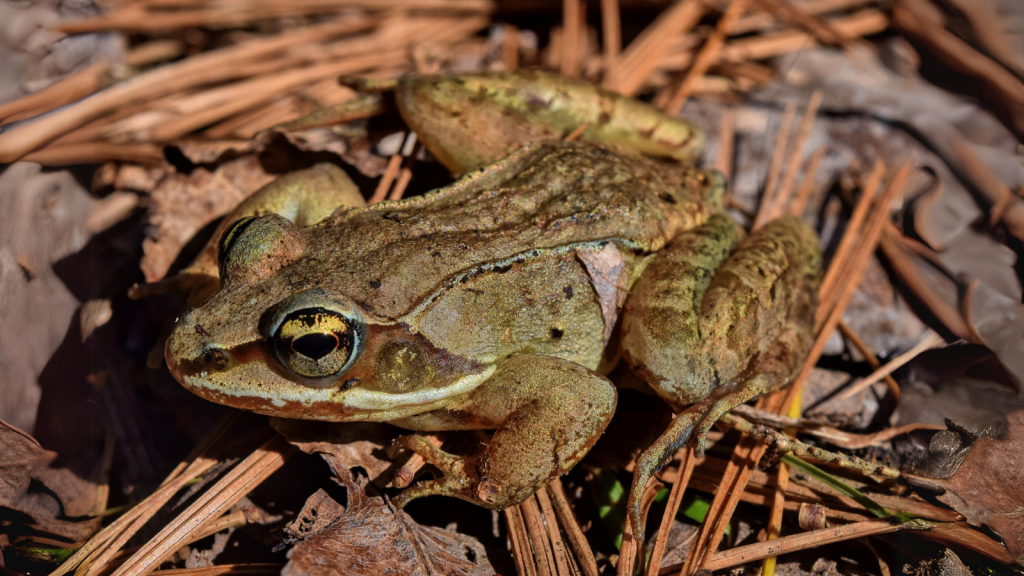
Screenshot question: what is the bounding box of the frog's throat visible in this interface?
[179,364,497,422]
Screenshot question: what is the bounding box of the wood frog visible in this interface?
[164,70,821,549]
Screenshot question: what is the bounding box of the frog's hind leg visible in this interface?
[390,354,617,510]
[619,215,820,553]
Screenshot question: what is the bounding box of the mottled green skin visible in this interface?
[164,72,821,551]
[396,69,705,173]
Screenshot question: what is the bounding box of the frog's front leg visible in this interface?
[619,214,821,551]
[390,354,616,509]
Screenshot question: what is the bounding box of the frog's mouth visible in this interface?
[177,365,496,422]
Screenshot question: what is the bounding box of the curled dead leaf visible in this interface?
[271,418,400,486]
[922,411,1024,564]
[0,420,102,547]
[282,463,494,576]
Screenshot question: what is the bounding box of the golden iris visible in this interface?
[272,308,354,379]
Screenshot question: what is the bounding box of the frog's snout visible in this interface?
[165,315,232,382]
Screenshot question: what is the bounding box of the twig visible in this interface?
[603,0,705,96]
[730,404,945,450]
[784,162,914,416]
[535,490,572,576]
[506,506,536,576]
[717,414,901,479]
[600,0,622,71]
[645,450,695,576]
[753,102,797,229]
[877,225,972,338]
[522,496,557,576]
[760,459,789,576]
[547,480,599,576]
[617,481,662,576]
[674,456,957,521]
[0,16,375,162]
[659,518,928,574]
[55,414,245,576]
[715,109,736,184]
[124,39,186,67]
[662,0,748,115]
[826,330,944,404]
[54,0,493,33]
[108,436,294,576]
[503,25,521,70]
[22,142,165,166]
[773,90,823,219]
[0,61,112,123]
[565,123,590,142]
[789,146,827,216]
[837,321,900,398]
[749,0,854,46]
[729,0,877,36]
[561,0,584,77]
[817,160,885,322]
[143,566,283,576]
[691,437,767,573]
[719,9,888,62]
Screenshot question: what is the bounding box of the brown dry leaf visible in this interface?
[930,410,1024,564]
[270,419,399,486]
[0,163,97,431]
[968,284,1024,392]
[0,1,121,106]
[282,464,494,576]
[113,164,167,193]
[282,488,346,545]
[0,419,101,545]
[175,140,256,165]
[141,155,275,282]
[577,243,629,346]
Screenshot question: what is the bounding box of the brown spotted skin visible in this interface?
[164,72,821,552]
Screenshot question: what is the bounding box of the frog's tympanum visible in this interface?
[165,70,820,551]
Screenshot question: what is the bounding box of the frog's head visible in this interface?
[165,214,492,422]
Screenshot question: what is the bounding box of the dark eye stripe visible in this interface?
[218,216,259,273]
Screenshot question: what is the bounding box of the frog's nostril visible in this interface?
[200,346,230,369]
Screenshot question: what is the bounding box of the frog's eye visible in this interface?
[217,214,304,284]
[271,307,358,380]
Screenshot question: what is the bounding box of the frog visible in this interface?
[164,69,821,554]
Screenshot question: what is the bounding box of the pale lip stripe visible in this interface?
[183,365,496,412]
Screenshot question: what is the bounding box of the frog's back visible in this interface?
[304,141,721,319]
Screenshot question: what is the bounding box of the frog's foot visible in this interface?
[390,435,481,508]
[625,377,768,540]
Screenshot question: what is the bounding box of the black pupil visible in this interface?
[292,332,339,360]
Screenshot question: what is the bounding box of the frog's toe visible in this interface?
[391,474,475,508]
[390,434,482,508]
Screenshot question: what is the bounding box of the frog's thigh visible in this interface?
[395,354,616,509]
[622,214,819,407]
[619,213,743,406]
[225,162,365,226]
[180,163,365,285]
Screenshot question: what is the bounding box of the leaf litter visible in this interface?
[2,0,1024,575]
